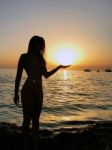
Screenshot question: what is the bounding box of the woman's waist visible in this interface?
[25,77,42,84]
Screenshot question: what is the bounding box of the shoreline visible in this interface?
[0,121,112,150]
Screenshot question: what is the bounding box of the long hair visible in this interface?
[27,36,46,65]
[28,36,45,55]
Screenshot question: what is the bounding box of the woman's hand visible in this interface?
[14,94,19,106]
[59,65,71,69]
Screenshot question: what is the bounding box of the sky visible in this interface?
[0,0,112,69]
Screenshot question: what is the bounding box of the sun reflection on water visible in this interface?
[63,70,68,80]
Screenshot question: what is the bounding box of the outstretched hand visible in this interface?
[59,65,71,68]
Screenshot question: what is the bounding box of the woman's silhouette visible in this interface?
[14,36,70,150]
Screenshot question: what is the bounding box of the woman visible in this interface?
[14,35,70,150]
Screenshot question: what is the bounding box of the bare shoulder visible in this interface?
[19,53,28,60]
[20,53,27,58]
[18,53,28,65]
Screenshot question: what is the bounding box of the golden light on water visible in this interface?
[46,43,85,66]
[63,70,68,80]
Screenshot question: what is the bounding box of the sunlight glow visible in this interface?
[54,47,77,65]
[46,43,85,66]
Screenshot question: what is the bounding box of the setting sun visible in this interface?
[54,48,77,65]
[46,43,85,66]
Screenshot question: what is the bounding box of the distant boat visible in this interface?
[97,70,99,72]
[105,69,112,72]
[84,69,91,72]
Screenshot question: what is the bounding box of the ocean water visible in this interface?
[0,68,112,129]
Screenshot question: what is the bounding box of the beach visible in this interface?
[0,71,112,150]
[0,121,112,150]
[0,69,112,149]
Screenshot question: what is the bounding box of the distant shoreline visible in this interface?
[0,67,112,72]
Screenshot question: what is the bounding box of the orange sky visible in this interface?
[0,0,112,69]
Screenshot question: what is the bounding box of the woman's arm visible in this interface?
[14,54,24,105]
[42,65,70,78]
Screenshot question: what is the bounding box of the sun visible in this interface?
[54,48,78,65]
[46,43,85,66]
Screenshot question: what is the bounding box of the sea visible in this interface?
[0,68,112,130]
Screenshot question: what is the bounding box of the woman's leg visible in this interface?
[32,101,42,150]
[21,85,35,149]
[22,113,31,150]
[21,95,32,150]
[32,114,40,150]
